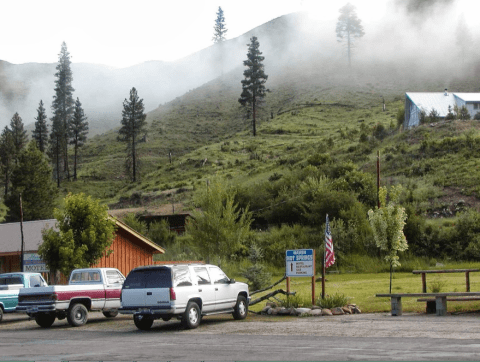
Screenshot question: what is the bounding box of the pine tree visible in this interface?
[118,87,147,182]
[0,126,15,196]
[49,114,63,187]
[212,6,227,43]
[69,98,89,181]
[9,112,28,163]
[5,141,58,222]
[336,3,365,68]
[32,100,49,153]
[51,42,75,181]
[238,36,268,137]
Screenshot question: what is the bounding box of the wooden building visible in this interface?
[0,218,165,282]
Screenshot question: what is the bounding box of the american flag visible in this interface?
[325,215,335,268]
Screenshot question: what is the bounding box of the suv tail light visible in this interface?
[170,287,176,301]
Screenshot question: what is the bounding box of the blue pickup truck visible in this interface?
[0,272,47,322]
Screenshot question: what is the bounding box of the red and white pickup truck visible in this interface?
[16,268,125,327]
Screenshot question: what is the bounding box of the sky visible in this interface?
[1,0,393,69]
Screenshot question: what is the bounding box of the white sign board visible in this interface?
[285,249,314,277]
[23,253,49,273]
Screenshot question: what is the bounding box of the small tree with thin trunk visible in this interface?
[239,36,268,137]
[336,3,365,67]
[69,98,89,180]
[368,186,408,293]
[118,87,147,182]
[32,100,49,153]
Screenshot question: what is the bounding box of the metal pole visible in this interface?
[322,230,326,300]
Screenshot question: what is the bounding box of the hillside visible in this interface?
[3,8,480,229]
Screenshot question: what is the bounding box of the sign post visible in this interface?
[286,249,316,305]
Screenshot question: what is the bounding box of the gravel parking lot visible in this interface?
[3,310,480,339]
[2,311,480,360]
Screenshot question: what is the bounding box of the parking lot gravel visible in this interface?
[2,310,480,339]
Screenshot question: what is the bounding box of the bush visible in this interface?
[241,243,272,292]
[317,293,349,309]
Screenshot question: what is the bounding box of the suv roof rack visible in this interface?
[153,261,205,265]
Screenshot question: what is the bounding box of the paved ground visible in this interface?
[1,311,480,360]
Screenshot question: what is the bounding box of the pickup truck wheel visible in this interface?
[133,315,154,330]
[0,307,3,322]
[182,301,201,329]
[67,303,88,327]
[232,296,248,320]
[35,313,55,328]
[103,310,118,318]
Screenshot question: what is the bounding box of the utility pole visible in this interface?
[377,150,381,209]
[20,194,25,272]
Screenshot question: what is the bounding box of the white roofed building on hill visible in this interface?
[404,90,480,128]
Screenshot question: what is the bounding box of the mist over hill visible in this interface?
[1,0,478,136]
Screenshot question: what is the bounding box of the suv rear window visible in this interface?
[123,268,172,289]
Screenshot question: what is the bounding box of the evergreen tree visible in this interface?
[118,87,147,182]
[32,100,49,153]
[51,42,75,181]
[336,3,365,67]
[49,114,63,187]
[212,6,227,43]
[0,126,14,196]
[5,141,58,222]
[69,98,89,181]
[9,112,28,163]
[238,36,268,137]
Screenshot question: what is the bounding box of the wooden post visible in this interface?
[321,255,325,300]
[286,277,290,294]
[466,271,471,292]
[422,273,427,293]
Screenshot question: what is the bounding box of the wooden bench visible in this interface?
[412,269,479,293]
[376,292,480,316]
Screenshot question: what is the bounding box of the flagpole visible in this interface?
[322,214,327,300]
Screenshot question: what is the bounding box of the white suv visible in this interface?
[119,263,249,330]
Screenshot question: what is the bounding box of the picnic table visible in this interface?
[412,269,479,293]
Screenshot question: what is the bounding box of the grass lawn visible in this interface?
[246,271,480,314]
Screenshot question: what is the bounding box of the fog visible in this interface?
[0,0,478,133]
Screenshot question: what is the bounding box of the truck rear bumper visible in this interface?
[16,304,56,314]
[119,306,176,316]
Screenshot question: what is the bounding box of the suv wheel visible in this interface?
[103,310,119,318]
[134,315,154,330]
[182,301,201,329]
[67,303,88,327]
[233,296,248,320]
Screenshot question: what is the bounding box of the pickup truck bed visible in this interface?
[16,268,125,327]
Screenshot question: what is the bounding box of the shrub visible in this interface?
[241,242,272,292]
[317,293,349,309]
